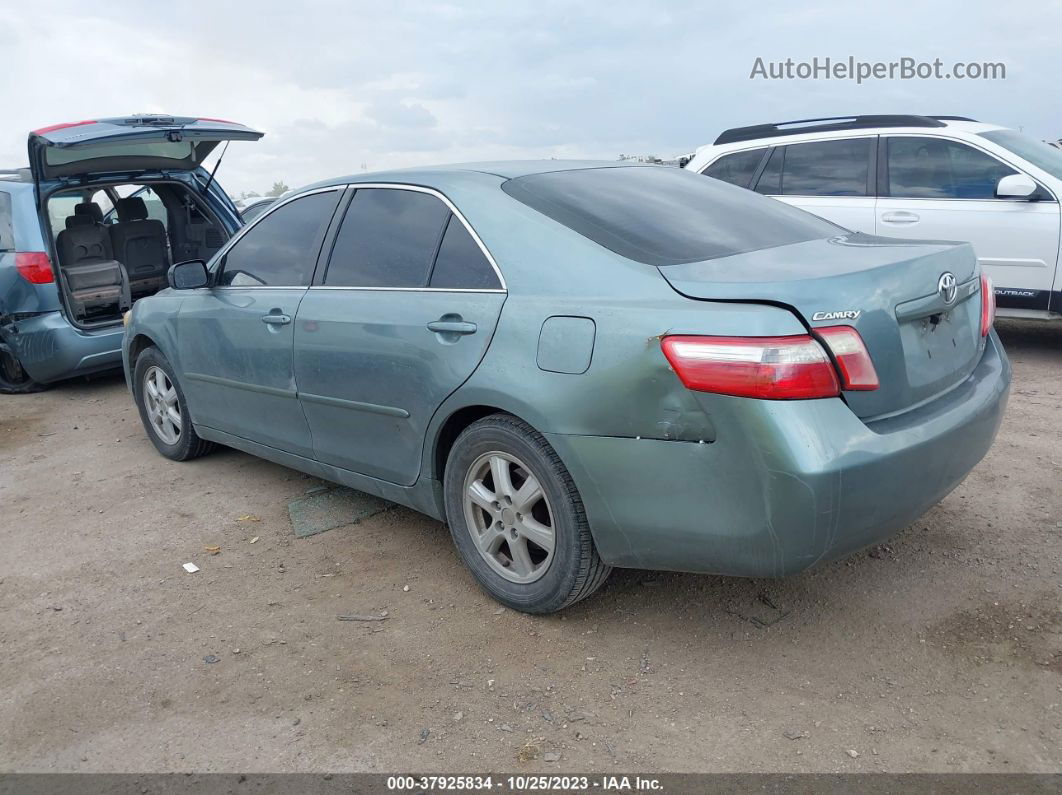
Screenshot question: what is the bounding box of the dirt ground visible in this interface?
[0,319,1059,774]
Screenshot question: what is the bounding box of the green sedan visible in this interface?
[124,162,1010,613]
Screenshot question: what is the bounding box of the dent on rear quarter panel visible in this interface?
[420,173,810,484]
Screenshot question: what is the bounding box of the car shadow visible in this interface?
[995,317,1062,355]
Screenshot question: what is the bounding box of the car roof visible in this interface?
[300,160,645,192]
[695,118,1010,158]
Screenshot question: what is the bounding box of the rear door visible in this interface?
[754,137,877,232]
[29,116,262,180]
[176,188,343,457]
[28,116,263,220]
[294,185,506,485]
[876,135,1061,309]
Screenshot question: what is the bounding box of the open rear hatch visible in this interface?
[660,233,986,419]
[29,115,263,184]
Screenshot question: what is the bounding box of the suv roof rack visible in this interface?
[714,115,956,145]
[0,168,32,182]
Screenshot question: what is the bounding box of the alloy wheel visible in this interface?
[462,451,556,583]
[143,366,182,445]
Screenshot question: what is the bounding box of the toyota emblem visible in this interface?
[938,272,957,305]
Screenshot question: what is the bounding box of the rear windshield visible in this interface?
[501,165,841,266]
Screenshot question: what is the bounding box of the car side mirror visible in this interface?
[996,174,1038,200]
[168,259,209,290]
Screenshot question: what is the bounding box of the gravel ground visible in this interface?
[0,319,1059,773]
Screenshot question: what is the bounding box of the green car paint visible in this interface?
[124,161,1010,577]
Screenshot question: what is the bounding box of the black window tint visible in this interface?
[219,191,338,286]
[429,216,500,289]
[501,166,841,267]
[702,149,766,188]
[779,138,870,196]
[0,192,13,252]
[887,137,1017,199]
[325,189,450,287]
[755,147,783,194]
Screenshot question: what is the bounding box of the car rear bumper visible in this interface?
[547,332,1011,577]
[3,311,123,383]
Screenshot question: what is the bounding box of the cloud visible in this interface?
[0,0,1058,195]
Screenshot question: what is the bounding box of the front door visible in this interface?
[294,186,506,485]
[177,188,342,457]
[876,136,1062,309]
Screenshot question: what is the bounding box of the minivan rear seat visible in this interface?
[56,213,131,320]
[109,197,170,296]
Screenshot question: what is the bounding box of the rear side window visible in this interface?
[325,188,450,287]
[702,149,766,188]
[776,138,871,196]
[501,166,841,267]
[886,137,1017,199]
[219,190,340,286]
[0,192,13,252]
[429,216,501,289]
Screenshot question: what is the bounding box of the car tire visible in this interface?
[444,413,611,613]
[133,346,215,461]
[0,344,48,394]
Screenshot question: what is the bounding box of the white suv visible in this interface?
[684,115,1062,321]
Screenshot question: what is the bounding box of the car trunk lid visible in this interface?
[28,115,263,185]
[659,233,985,419]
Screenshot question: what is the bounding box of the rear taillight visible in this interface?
[660,335,841,400]
[813,325,879,391]
[15,252,55,284]
[980,274,996,337]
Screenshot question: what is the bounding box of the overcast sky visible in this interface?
[3,0,1060,195]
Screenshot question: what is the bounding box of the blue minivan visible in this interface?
[0,115,262,393]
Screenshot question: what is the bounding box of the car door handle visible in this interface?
[427,320,477,335]
[881,210,920,224]
[261,313,291,326]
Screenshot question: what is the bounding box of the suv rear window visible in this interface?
[501,166,840,266]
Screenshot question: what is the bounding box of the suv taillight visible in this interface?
[661,334,841,400]
[980,274,996,337]
[15,252,54,284]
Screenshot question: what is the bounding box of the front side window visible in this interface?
[502,165,841,267]
[136,187,167,227]
[886,137,1017,199]
[702,148,767,188]
[324,188,450,287]
[218,190,339,286]
[980,129,1062,181]
[777,138,871,196]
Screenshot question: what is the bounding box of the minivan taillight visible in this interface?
[660,335,841,400]
[813,325,879,391]
[15,252,54,284]
[980,274,996,337]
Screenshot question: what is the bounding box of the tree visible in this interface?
[266,181,290,197]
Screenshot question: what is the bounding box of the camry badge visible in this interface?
[812,310,861,321]
[938,272,958,305]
